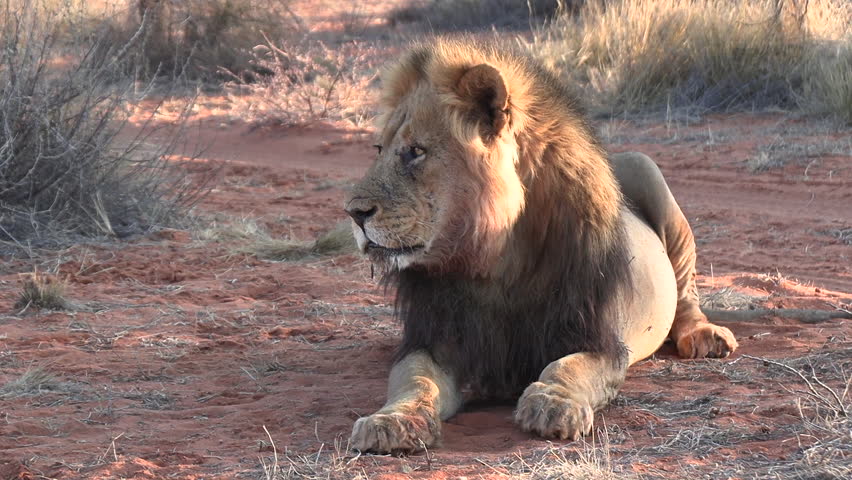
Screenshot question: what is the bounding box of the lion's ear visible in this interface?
[455,64,509,139]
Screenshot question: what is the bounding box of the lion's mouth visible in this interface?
[366,241,425,256]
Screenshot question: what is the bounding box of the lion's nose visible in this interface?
[345,201,379,229]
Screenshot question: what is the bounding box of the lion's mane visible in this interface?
[385,40,633,397]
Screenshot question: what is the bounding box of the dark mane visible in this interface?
[392,206,631,398]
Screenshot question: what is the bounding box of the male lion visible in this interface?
[344,39,738,453]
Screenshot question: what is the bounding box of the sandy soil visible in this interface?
[1,109,849,479]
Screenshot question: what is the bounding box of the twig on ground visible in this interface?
[704,308,851,323]
[741,354,848,417]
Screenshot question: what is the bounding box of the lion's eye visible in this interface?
[399,145,426,165]
[373,144,383,154]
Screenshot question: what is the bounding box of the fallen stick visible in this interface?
[703,308,851,324]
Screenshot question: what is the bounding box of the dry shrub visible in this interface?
[225,38,380,127]
[6,0,301,82]
[530,0,852,119]
[15,271,69,311]
[0,2,208,253]
[119,0,302,82]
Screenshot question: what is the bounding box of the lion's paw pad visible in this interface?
[350,412,438,454]
[677,323,738,359]
[515,382,593,441]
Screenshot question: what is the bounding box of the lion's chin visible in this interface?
[351,223,428,271]
[366,242,426,271]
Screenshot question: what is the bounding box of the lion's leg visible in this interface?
[611,152,738,359]
[515,353,626,440]
[664,221,738,358]
[350,351,461,453]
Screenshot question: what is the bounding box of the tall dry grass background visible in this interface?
[388,0,571,29]
[527,0,852,121]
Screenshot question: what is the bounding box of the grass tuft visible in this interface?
[246,221,356,261]
[510,427,637,480]
[15,271,69,312]
[258,433,359,480]
[0,367,58,398]
[700,286,765,310]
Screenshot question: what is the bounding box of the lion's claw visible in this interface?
[677,323,738,359]
[350,411,438,454]
[515,382,594,440]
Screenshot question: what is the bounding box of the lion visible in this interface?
[343,38,739,453]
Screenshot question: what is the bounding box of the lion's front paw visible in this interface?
[515,382,594,441]
[677,323,738,359]
[350,411,439,454]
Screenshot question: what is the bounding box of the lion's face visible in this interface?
[345,61,526,273]
[345,84,468,271]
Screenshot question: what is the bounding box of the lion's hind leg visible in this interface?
[661,202,738,358]
[350,351,461,454]
[611,152,738,359]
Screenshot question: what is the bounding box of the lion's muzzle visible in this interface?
[345,198,379,229]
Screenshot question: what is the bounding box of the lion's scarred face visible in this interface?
[346,84,457,270]
[345,62,525,274]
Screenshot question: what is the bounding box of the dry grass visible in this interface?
[800,39,852,124]
[14,271,70,312]
[746,136,852,172]
[0,367,59,398]
[195,216,268,242]
[742,353,851,478]
[700,286,766,310]
[203,216,355,261]
[244,220,356,261]
[518,440,635,480]
[258,432,363,480]
[529,0,852,120]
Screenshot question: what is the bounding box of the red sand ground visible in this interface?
[1,111,849,479]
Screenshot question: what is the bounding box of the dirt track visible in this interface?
[1,112,850,479]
